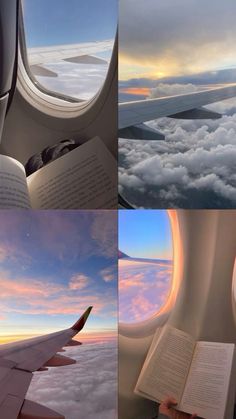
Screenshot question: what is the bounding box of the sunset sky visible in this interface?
[0,211,117,343]
[119,0,236,82]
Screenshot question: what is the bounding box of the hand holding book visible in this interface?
[159,397,198,419]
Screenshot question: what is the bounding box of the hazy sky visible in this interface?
[119,0,236,80]
[0,211,117,343]
[119,210,172,259]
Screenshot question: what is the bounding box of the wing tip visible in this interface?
[71,306,93,331]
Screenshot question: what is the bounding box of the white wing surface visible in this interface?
[26,40,113,77]
[119,84,236,139]
[0,306,92,419]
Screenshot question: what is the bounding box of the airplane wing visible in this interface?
[119,84,236,140]
[0,306,92,419]
[27,40,113,78]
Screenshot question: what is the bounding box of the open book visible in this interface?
[135,325,235,419]
[0,136,117,209]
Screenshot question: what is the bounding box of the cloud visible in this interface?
[36,62,109,101]
[0,274,63,299]
[119,0,236,78]
[26,340,117,419]
[0,272,116,317]
[149,83,201,98]
[119,84,236,208]
[0,246,9,262]
[91,212,118,259]
[69,274,90,290]
[100,266,117,283]
[119,259,172,323]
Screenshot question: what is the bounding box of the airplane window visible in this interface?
[119,210,173,323]
[119,0,236,209]
[20,0,117,102]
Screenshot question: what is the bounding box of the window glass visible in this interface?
[119,0,236,209]
[119,210,173,323]
[21,0,117,102]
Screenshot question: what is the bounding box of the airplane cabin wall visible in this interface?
[168,210,236,343]
[119,210,236,419]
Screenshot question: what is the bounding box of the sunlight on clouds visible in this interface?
[119,259,173,323]
[119,0,236,80]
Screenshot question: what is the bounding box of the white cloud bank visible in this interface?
[27,340,117,419]
[119,84,236,208]
[36,62,108,101]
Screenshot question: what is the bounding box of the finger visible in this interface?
[163,396,178,407]
[190,414,198,418]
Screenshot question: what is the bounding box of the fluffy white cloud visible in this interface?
[36,62,108,101]
[149,83,201,98]
[26,340,117,419]
[69,274,90,290]
[119,84,236,208]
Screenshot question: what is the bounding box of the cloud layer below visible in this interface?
[119,259,172,323]
[27,340,117,419]
[119,84,236,208]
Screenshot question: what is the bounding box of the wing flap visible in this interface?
[119,123,165,140]
[28,40,113,65]
[0,369,32,419]
[19,399,65,419]
[65,339,82,347]
[44,354,76,367]
[1,394,23,419]
[30,65,58,78]
[169,107,222,119]
[64,54,107,65]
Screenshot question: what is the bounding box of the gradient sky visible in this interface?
[0,211,117,343]
[119,210,173,323]
[119,210,172,259]
[23,0,117,47]
[119,0,236,81]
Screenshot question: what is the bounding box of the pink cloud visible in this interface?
[0,272,115,317]
[130,294,154,321]
[69,274,90,290]
[100,266,116,282]
[0,275,63,298]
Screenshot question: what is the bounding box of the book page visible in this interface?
[180,342,235,419]
[27,137,117,209]
[135,326,195,404]
[0,155,31,209]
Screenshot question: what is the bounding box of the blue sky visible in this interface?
[119,210,172,260]
[0,211,117,341]
[22,0,117,47]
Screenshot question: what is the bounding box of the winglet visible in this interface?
[71,306,93,331]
